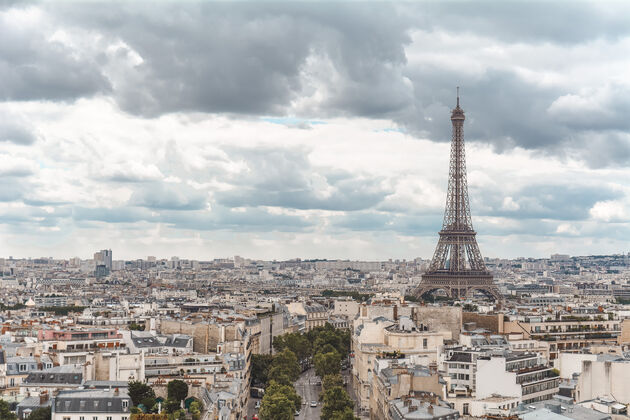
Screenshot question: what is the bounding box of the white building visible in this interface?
[476,353,560,404]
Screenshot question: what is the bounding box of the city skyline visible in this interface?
[1,2,630,260]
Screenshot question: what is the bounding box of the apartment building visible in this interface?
[352,316,447,415]
[370,358,443,420]
[476,353,560,404]
[504,313,621,360]
[51,388,131,420]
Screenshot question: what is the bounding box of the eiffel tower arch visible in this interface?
[414,91,501,301]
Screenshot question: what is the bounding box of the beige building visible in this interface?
[503,315,620,360]
[576,357,630,404]
[370,359,443,420]
[352,316,449,415]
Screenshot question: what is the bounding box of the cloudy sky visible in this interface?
[1,1,629,260]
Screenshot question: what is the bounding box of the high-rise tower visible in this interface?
[414,92,501,300]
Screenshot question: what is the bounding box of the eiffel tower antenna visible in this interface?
[414,91,501,301]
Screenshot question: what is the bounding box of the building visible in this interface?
[352,316,447,414]
[51,388,131,420]
[503,314,621,360]
[389,395,459,420]
[476,353,560,404]
[576,356,630,404]
[370,359,444,420]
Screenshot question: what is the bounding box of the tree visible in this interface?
[314,350,341,378]
[321,386,354,420]
[265,380,301,412]
[259,392,294,420]
[274,333,311,361]
[128,380,156,406]
[163,398,181,414]
[26,407,51,420]
[0,400,17,420]
[140,397,157,412]
[270,349,301,382]
[330,406,359,420]
[322,374,343,391]
[320,343,337,355]
[251,354,274,386]
[167,380,188,402]
[267,366,292,386]
[129,323,145,331]
[313,330,342,355]
[189,401,201,420]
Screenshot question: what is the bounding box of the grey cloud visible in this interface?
[73,206,154,224]
[0,1,628,175]
[331,211,442,236]
[473,184,620,221]
[0,12,110,102]
[129,182,207,211]
[159,207,314,232]
[215,146,391,211]
[70,204,314,232]
[43,2,414,118]
[410,2,630,45]
[0,115,38,145]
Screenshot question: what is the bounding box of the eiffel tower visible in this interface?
[414,90,501,301]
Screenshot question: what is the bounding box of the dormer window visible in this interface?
[19,364,27,372]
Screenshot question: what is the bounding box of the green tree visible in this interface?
[314,350,341,378]
[320,343,337,355]
[26,407,51,420]
[140,397,157,412]
[259,392,294,420]
[163,398,181,414]
[129,323,145,331]
[128,380,156,406]
[321,386,354,420]
[265,380,302,412]
[189,401,201,420]
[167,380,188,402]
[322,374,343,391]
[0,400,17,420]
[313,330,342,355]
[268,366,292,386]
[273,333,311,361]
[330,406,359,420]
[251,354,274,386]
[270,349,301,382]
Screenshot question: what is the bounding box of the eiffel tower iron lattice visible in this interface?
[414,91,501,301]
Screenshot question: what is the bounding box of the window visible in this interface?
[122,400,129,409]
[93,417,98,420]
[80,417,85,420]
[107,417,113,420]
[423,338,428,348]
[64,417,71,420]
[19,364,27,372]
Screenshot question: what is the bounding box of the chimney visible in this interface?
[427,404,434,415]
[40,392,49,404]
[114,388,119,395]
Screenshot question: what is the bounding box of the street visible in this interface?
[295,368,322,420]
[246,394,261,419]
